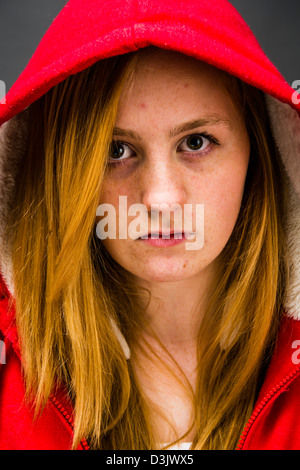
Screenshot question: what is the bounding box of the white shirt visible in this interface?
[163,442,192,450]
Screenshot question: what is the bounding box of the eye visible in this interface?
[178,133,212,153]
[109,141,135,162]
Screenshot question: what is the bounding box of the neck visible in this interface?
[129,263,217,445]
[133,262,216,348]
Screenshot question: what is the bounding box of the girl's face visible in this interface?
[97,50,250,285]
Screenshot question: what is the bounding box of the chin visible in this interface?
[131,262,196,284]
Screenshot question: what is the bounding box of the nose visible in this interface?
[140,155,187,216]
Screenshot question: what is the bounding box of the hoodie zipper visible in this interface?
[49,393,90,450]
[237,365,300,449]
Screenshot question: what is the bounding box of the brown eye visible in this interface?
[109,141,134,162]
[186,135,204,150]
[178,133,211,153]
[110,142,125,159]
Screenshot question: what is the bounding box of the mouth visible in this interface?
[139,231,187,239]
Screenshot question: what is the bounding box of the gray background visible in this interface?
[0,0,299,93]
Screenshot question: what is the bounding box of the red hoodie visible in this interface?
[1,0,300,450]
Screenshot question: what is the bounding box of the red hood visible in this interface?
[0,0,299,127]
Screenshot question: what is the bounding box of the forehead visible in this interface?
[116,49,240,128]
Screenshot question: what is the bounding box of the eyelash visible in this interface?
[108,132,220,166]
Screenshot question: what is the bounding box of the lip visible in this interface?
[138,231,188,247]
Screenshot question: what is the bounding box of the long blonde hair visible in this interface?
[3,48,289,449]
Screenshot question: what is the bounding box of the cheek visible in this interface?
[200,165,248,250]
[97,181,130,228]
[204,193,241,254]
[212,173,245,217]
[98,181,122,206]
[97,181,141,258]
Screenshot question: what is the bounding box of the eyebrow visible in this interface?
[113,114,231,141]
